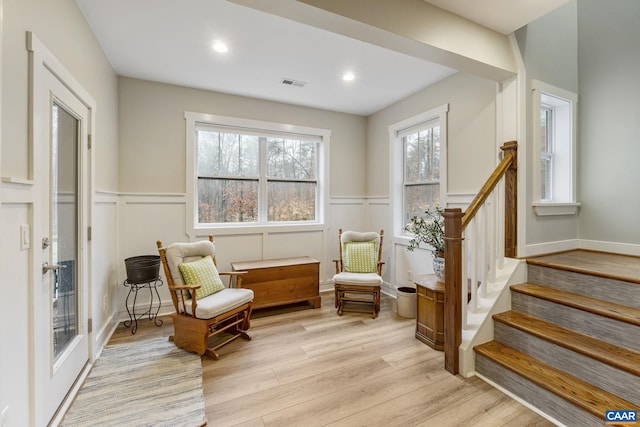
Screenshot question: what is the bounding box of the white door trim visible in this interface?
[27,31,96,427]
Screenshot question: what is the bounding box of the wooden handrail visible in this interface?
[443,141,518,374]
[461,141,517,230]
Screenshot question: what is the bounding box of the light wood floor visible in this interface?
[109,293,554,427]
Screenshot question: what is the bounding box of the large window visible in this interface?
[390,104,448,235]
[186,113,329,228]
[532,80,579,215]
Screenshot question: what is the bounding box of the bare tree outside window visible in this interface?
[540,105,554,201]
[196,128,319,224]
[267,138,317,222]
[404,124,440,224]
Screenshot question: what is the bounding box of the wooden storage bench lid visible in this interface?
[231,256,318,271]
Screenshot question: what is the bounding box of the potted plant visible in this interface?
[404,206,445,283]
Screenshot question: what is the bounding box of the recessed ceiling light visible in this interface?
[212,41,228,53]
[342,71,355,81]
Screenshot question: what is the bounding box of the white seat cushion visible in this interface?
[333,272,383,286]
[184,288,254,319]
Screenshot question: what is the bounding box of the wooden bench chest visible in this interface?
[231,256,321,310]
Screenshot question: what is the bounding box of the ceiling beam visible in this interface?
[229,0,516,82]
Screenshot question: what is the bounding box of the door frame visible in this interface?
[27,31,95,427]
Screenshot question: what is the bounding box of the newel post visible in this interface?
[443,208,463,374]
[501,141,518,258]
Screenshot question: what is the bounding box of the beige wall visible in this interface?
[515,1,579,249]
[366,71,497,289]
[366,72,498,198]
[2,0,119,189]
[118,77,367,197]
[577,0,640,252]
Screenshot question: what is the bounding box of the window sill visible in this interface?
[532,202,581,217]
[193,222,325,236]
[393,235,438,253]
[394,235,412,245]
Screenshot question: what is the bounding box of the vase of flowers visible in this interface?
[404,206,445,283]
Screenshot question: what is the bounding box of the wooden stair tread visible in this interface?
[527,249,640,285]
[494,311,640,377]
[475,341,638,417]
[511,283,640,327]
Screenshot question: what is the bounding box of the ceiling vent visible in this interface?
[281,78,306,88]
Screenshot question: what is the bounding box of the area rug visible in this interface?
[62,337,206,427]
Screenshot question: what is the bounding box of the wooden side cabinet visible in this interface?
[415,274,445,351]
[231,257,321,310]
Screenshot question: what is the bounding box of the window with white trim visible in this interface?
[532,81,579,215]
[186,112,330,227]
[389,104,448,235]
[402,119,441,224]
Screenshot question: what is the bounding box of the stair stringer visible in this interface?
[459,257,525,377]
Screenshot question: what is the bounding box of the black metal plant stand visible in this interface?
[123,277,163,334]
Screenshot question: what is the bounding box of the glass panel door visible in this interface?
[51,101,79,360]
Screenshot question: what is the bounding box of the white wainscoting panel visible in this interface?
[119,195,187,320]
[367,197,392,285]
[328,197,367,234]
[447,193,475,210]
[393,243,435,292]
[92,193,120,353]
[266,230,325,263]
[0,203,32,421]
[210,233,264,272]
[327,197,368,283]
[114,194,398,318]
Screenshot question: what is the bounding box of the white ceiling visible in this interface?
[75,0,568,116]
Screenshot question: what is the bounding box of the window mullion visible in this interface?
[197,175,258,181]
[259,136,268,223]
[267,177,317,184]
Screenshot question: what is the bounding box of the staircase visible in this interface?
[474,250,640,426]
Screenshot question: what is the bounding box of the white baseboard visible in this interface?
[521,239,579,257]
[319,280,334,293]
[381,281,398,297]
[579,239,640,256]
[522,239,640,258]
[93,311,119,359]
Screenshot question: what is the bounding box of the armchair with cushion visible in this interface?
[333,229,384,318]
[157,236,253,359]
